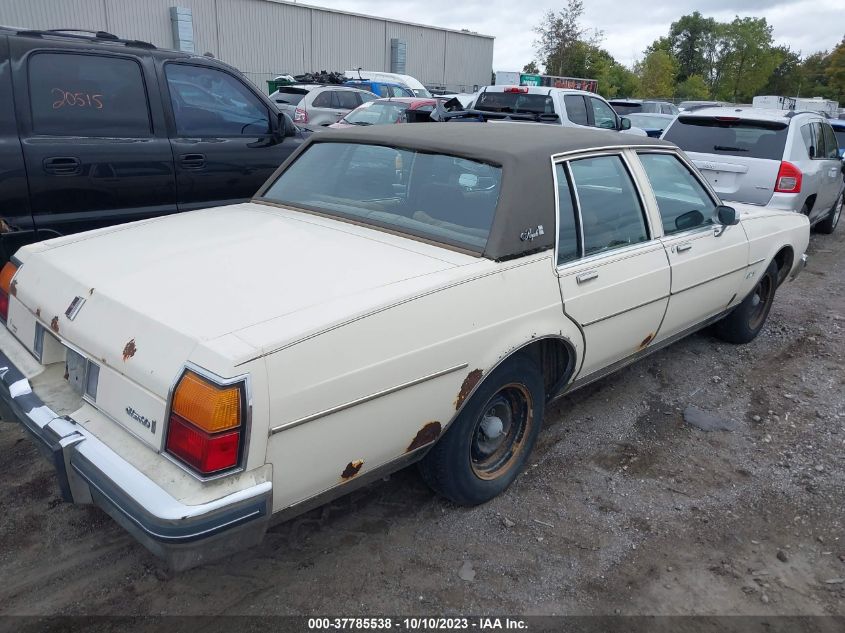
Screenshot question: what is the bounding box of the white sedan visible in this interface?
[0,123,809,569]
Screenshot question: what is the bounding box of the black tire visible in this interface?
[816,192,842,235]
[712,261,778,344]
[418,355,544,506]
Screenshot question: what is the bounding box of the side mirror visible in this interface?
[717,205,739,226]
[619,117,632,131]
[675,209,705,232]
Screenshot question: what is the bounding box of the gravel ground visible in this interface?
[0,226,843,618]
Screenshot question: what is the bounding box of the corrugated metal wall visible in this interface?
[0,0,493,92]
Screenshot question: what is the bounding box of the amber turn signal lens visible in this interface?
[0,262,17,295]
[172,371,241,433]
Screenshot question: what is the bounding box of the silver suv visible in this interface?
[662,107,844,233]
[270,85,377,126]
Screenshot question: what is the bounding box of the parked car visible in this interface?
[343,79,414,98]
[269,84,378,126]
[470,86,642,134]
[609,99,679,116]
[344,69,430,97]
[662,107,844,233]
[329,98,437,128]
[0,26,308,264]
[0,123,810,569]
[626,113,677,137]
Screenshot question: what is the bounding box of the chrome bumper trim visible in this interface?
[790,253,808,281]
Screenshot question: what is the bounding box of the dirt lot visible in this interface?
[1,227,844,620]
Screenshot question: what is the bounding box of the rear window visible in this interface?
[610,103,642,115]
[664,117,788,160]
[273,88,308,105]
[474,91,554,115]
[262,142,502,251]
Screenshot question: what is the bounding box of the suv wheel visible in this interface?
[816,192,842,235]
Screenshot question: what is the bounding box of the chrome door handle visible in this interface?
[676,242,693,252]
[576,270,599,284]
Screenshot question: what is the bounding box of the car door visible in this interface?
[11,45,177,236]
[562,94,589,128]
[308,90,343,126]
[635,150,749,342]
[820,122,843,209]
[555,153,670,378]
[587,96,620,131]
[164,62,295,210]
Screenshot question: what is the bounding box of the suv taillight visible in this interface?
[294,107,308,123]
[165,370,246,476]
[774,161,802,193]
[0,262,18,323]
[504,86,529,93]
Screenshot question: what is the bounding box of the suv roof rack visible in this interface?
[11,26,156,49]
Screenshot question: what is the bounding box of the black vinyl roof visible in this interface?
[259,123,673,260]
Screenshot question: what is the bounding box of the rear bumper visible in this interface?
[0,347,272,571]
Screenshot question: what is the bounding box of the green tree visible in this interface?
[534,0,603,77]
[799,51,832,98]
[669,12,718,81]
[637,49,678,98]
[824,36,845,102]
[760,46,802,96]
[676,74,710,99]
[715,17,778,102]
[522,61,539,74]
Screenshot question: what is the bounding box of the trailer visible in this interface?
[753,95,839,118]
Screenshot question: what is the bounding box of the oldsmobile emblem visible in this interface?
[126,406,157,434]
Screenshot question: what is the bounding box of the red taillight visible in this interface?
[504,86,529,93]
[775,161,802,193]
[294,107,308,123]
[715,116,740,122]
[0,261,18,322]
[166,414,240,474]
[165,369,245,476]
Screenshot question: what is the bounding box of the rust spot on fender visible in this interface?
[50,316,59,333]
[341,460,364,480]
[9,279,17,297]
[638,333,655,350]
[122,339,137,362]
[407,421,442,452]
[455,369,483,409]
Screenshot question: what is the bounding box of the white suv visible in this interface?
[471,86,645,135]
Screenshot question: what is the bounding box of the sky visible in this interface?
[309,0,844,71]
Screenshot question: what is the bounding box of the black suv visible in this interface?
[0,27,307,261]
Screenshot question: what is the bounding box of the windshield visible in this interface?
[627,114,673,129]
[262,142,502,251]
[474,91,553,115]
[663,117,788,160]
[344,102,410,125]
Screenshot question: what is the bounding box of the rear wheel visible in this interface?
[713,261,778,344]
[418,355,544,506]
[816,192,842,235]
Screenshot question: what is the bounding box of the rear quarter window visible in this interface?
[664,117,788,160]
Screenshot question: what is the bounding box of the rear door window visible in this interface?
[311,91,333,108]
[28,52,151,137]
[166,64,270,136]
[335,91,359,110]
[568,155,649,256]
[555,164,580,265]
[564,95,588,125]
[821,123,839,159]
[663,117,788,160]
[638,152,716,235]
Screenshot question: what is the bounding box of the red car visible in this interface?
[329,97,437,128]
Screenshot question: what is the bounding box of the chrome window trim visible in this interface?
[162,361,253,483]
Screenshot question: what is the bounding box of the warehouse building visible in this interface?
[0,0,494,93]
